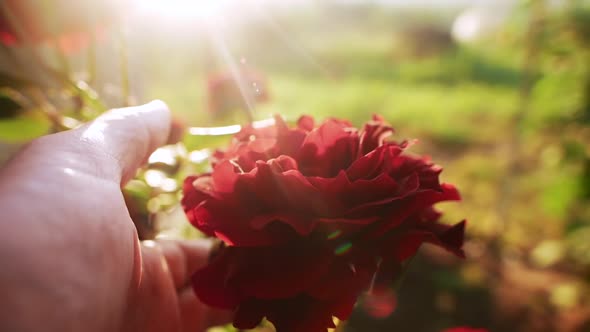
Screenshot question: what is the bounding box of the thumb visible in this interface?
[75,100,171,184]
[1,100,172,186]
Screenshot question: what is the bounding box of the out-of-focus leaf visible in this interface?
[156,193,178,210]
[184,133,232,151]
[0,112,51,142]
[0,92,22,118]
[580,159,590,200]
[75,81,107,114]
[570,8,590,45]
[562,140,586,162]
[541,176,578,218]
[124,179,151,201]
[567,226,590,266]
[0,71,39,89]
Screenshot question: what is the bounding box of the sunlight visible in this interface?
[80,121,106,145]
[135,0,234,21]
[188,117,275,136]
[252,5,332,77]
[207,29,257,121]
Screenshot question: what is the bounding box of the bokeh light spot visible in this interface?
[327,229,343,240]
[334,242,352,255]
[362,288,397,319]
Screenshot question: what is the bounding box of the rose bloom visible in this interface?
[0,0,118,53]
[182,115,466,332]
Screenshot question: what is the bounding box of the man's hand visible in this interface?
[0,101,227,332]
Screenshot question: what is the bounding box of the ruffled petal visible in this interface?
[368,183,461,237]
[298,119,360,177]
[359,114,394,155]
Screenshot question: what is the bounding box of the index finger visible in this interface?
[157,239,214,290]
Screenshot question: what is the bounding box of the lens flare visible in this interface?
[334,242,352,255]
[327,229,343,240]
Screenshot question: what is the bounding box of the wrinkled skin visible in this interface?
[0,101,228,332]
[183,115,466,332]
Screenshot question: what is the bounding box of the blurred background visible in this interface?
[1,0,590,331]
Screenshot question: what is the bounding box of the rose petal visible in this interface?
[182,175,215,229]
[383,230,433,262]
[346,144,404,181]
[226,244,333,299]
[307,252,377,300]
[298,120,360,177]
[359,115,394,155]
[181,175,211,210]
[425,220,466,258]
[211,160,240,193]
[195,198,297,246]
[368,183,461,237]
[234,298,266,329]
[297,115,315,132]
[192,250,242,309]
[251,214,317,236]
[379,220,466,261]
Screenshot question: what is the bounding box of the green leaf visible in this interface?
[75,81,107,114]
[0,113,51,142]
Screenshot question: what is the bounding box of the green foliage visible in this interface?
[0,112,50,142]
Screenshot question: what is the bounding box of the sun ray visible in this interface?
[250,3,333,78]
[205,20,257,123]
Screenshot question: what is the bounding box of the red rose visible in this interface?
[0,0,118,52]
[182,115,465,332]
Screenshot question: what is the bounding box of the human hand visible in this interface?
[0,101,228,332]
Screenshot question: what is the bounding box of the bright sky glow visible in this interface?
[452,5,512,43]
[452,8,481,42]
[135,0,235,21]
